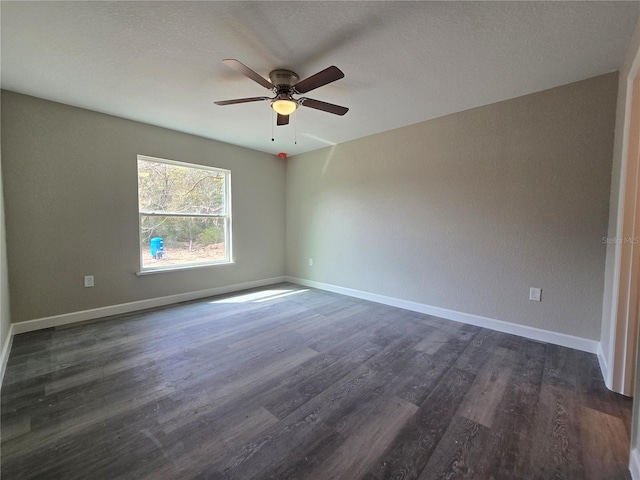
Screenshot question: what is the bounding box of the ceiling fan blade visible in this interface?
[214,96,270,106]
[293,66,344,94]
[300,98,349,116]
[277,114,289,126]
[222,59,274,90]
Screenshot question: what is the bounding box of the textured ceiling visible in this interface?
[1,1,639,156]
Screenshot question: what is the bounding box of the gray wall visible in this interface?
[286,73,618,340]
[1,91,286,323]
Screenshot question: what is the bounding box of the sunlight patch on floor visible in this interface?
[210,289,308,304]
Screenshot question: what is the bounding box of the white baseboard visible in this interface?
[597,342,611,389]
[0,322,14,386]
[630,447,640,480]
[10,276,286,336]
[285,276,599,354]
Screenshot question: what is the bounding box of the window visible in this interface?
[137,155,231,271]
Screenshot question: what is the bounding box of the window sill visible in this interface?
[136,261,234,276]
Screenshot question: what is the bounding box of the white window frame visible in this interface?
[137,154,232,273]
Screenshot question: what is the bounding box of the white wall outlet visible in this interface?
[529,287,541,302]
[308,258,313,266]
[84,275,94,288]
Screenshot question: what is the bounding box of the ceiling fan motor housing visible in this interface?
[269,69,299,91]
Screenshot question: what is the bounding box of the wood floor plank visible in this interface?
[580,406,631,480]
[576,350,634,432]
[394,350,459,407]
[473,335,546,478]
[418,415,491,480]
[215,336,426,479]
[527,384,585,480]
[414,328,453,355]
[146,330,385,478]
[1,283,632,480]
[41,307,311,396]
[457,351,515,428]
[263,340,384,419]
[414,326,476,356]
[363,367,477,480]
[8,302,310,387]
[0,415,31,443]
[216,413,337,480]
[141,407,280,479]
[311,396,418,480]
[252,425,346,480]
[159,346,319,433]
[452,328,503,375]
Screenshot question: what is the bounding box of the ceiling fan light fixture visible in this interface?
[271,98,297,116]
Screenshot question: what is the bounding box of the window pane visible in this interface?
[138,160,226,215]
[140,215,227,269]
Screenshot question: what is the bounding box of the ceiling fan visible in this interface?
[214,59,348,126]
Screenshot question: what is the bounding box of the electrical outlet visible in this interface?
[84,275,94,288]
[308,258,313,266]
[529,287,541,302]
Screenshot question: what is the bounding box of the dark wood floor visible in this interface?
[1,284,633,479]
